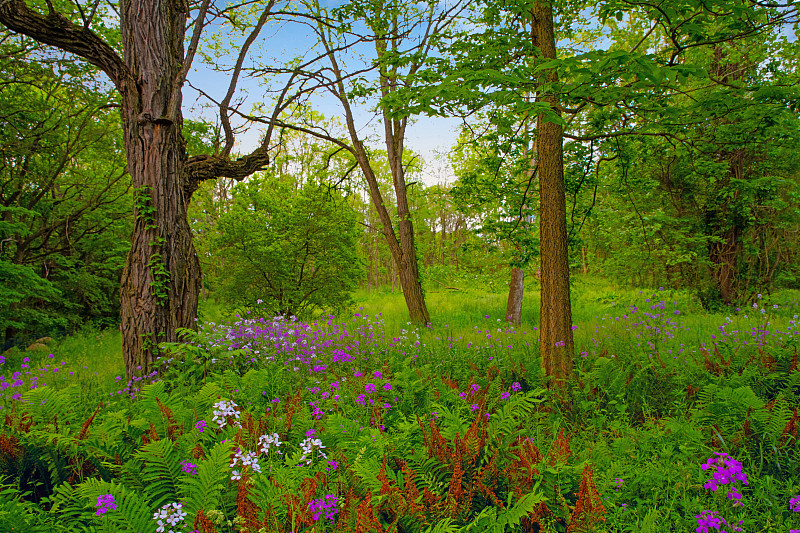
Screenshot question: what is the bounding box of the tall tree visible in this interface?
[0,0,288,376]
[242,0,466,325]
[393,0,797,384]
[531,1,573,382]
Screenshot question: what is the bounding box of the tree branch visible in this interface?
[219,0,276,158]
[166,0,212,121]
[0,0,131,90]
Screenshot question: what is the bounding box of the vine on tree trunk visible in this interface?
[134,185,170,306]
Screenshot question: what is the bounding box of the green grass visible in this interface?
[1,275,798,532]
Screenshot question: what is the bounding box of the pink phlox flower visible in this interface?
[695,510,727,533]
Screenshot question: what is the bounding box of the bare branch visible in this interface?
[219,0,276,157]
[166,0,212,121]
[0,0,131,90]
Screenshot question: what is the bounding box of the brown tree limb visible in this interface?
[166,0,212,122]
[0,0,131,90]
[219,0,276,158]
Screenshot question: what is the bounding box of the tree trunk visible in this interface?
[392,173,429,324]
[441,212,447,265]
[505,267,525,326]
[533,0,573,384]
[0,0,273,380]
[384,115,430,325]
[373,228,379,291]
[581,245,588,274]
[708,225,741,305]
[118,0,198,378]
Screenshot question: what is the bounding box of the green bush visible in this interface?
[211,177,362,318]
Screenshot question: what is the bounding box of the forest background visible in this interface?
[1,0,799,354]
[1,0,800,531]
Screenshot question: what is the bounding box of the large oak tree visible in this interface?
[0,0,284,377]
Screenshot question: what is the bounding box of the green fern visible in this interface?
[248,459,307,525]
[410,459,449,498]
[694,384,767,434]
[132,439,183,509]
[181,440,234,519]
[765,398,794,446]
[353,456,384,494]
[0,481,45,531]
[460,490,546,533]
[488,390,544,441]
[422,517,461,533]
[74,478,153,532]
[493,490,547,531]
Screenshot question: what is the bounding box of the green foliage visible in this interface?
[181,441,234,517]
[0,36,131,344]
[0,286,799,531]
[210,175,362,318]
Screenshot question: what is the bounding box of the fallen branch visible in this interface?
[429,279,462,291]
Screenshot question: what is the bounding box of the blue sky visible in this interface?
[182,4,464,184]
[180,1,798,187]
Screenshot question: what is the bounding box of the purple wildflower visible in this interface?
[180,460,197,475]
[308,494,339,522]
[790,495,800,512]
[695,510,726,533]
[95,494,117,516]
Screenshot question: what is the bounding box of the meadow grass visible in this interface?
[0,275,798,532]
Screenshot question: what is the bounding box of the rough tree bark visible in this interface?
[384,118,430,325]
[505,267,525,326]
[116,0,196,377]
[532,0,574,384]
[0,0,274,378]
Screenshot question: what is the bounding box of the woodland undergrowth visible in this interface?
[0,291,798,533]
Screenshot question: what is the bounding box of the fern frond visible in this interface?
[492,490,547,532]
[181,440,234,518]
[133,438,183,508]
[487,391,544,441]
[422,516,461,533]
[74,478,153,532]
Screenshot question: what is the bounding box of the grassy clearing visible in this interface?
[0,277,798,532]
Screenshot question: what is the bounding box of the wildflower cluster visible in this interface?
[94,494,116,516]
[791,494,800,533]
[695,510,738,533]
[180,460,197,475]
[299,434,327,465]
[258,432,283,455]
[211,399,241,429]
[153,502,187,533]
[701,453,749,504]
[230,448,261,480]
[308,494,339,523]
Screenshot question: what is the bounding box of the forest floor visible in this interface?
[1,276,799,532]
